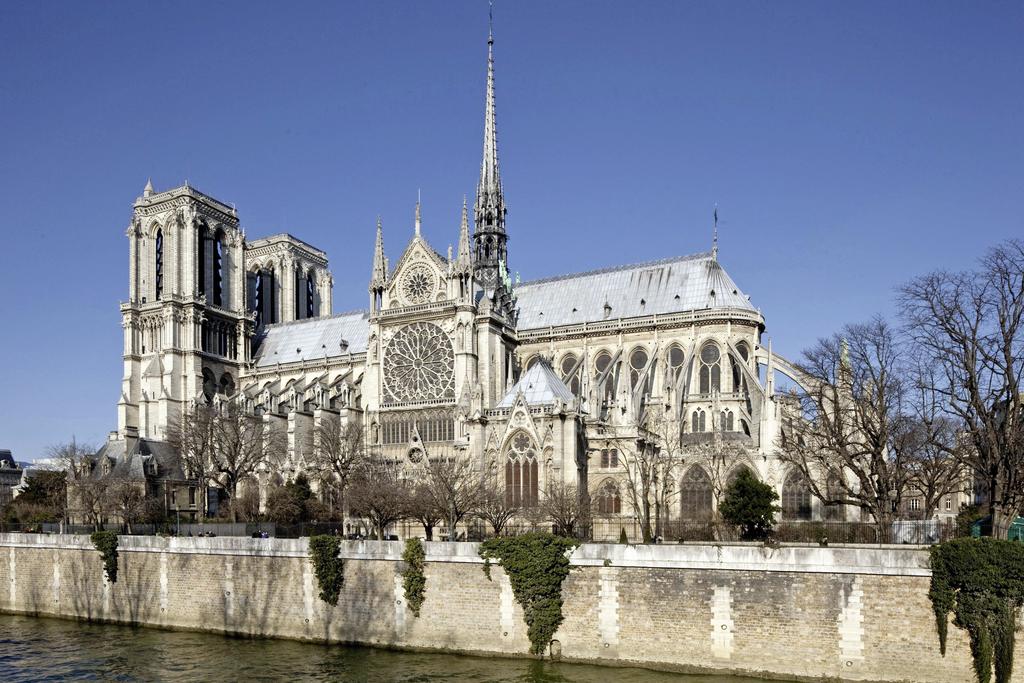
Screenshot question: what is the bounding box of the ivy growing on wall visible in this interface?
[90,531,118,583]
[401,538,427,617]
[479,532,579,655]
[309,535,345,606]
[929,538,1024,683]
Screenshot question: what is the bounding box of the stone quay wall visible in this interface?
[0,534,1017,682]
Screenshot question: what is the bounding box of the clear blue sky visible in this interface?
[0,2,1021,460]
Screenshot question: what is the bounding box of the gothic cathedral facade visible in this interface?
[111,27,821,537]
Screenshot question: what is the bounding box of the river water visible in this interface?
[0,614,777,682]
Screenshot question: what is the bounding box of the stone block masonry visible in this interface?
[0,534,1018,682]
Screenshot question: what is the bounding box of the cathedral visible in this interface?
[107,24,819,537]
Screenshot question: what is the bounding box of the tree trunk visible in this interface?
[423,523,434,541]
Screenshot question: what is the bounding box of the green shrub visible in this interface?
[718,469,780,540]
[90,531,118,583]
[401,538,427,617]
[479,532,579,655]
[929,538,1024,683]
[308,535,344,605]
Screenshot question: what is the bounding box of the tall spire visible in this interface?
[370,216,387,289]
[473,3,508,289]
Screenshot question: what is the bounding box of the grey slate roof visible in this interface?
[250,253,755,365]
[514,253,756,330]
[496,360,576,408]
[254,310,370,368]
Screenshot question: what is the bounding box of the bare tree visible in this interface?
[312,418,366,533]
[475,481,519,537]
[903,366,970,519]
[52,439,106,530]
[619,410,686,542]
[169,402,284,521]
[778,317,913,542]
[105,476,146,533]
[347,457,407,540]
[404,482,443,540]
[900,239,1024,538]
[421,456,485,541]
[539,480,586,538]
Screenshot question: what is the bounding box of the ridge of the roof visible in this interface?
[260,309,369,332]
[516,251,713,288]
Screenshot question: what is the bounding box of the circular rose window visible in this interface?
[383,322,455,403]
[401,264,436,305]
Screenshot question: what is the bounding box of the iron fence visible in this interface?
[0,518,959,545]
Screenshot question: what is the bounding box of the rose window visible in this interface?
[383,322,455,403]
[401,264,436,305]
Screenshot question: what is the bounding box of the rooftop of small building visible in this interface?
[496,359,576,408]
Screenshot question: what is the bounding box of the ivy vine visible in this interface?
[479,532,579,655]
[401,538,427,617]
[90,531,118,583]
[309,535,345,606]
[929,538,1024,683]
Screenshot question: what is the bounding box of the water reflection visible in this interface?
[0,614,774,682]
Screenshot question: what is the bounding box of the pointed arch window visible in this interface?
[504,431,538,508]
[155,229,164,300]
[560,353,581,396]
[727,465,753,488]
[699,343,721,394]
[720,409,734,432]
[667,345,685,388]
[691,408,706,433]
[629,348,649,392]
[594,351,615,405]
[213,230,224,307]
[596,479,621,514]
[306,268,316,318]
[782,470,813,520]
[680,466,713,521]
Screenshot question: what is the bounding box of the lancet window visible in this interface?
[504,431,538,508]
[698,343,721,394]
[596,479,621,514]
[782,470,813,520]
[680,466,713,521]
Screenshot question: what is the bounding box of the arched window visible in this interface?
[629,347,649,391]
[596,479,621,514]
[504,431,538,508]
[201,368,216,405]
[594,351,615,404]
[525,355,540,372]
[294,268,303,319]
[253,270,264,328]
[782,470,813,521]
[736,342,749,362]
[197,225,208,297]
[691,408,706,433]
[680,466,713,521]
[213,230,224,307]
[667,345,685,388]
[155,229,164,300]
[731,355,743,393]
[219,373,235,397]
[720,409,734,432]
[599,448,619,468]
[698,343,721,394]
[560,353,581,396]
[824,471,846,521]
[307,268,316,318]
